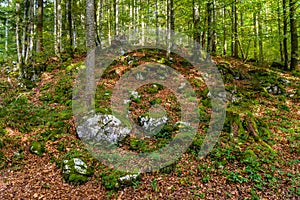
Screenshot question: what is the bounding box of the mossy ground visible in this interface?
[0,52,299,199]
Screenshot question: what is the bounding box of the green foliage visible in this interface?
[101,172,120,190]
[227,171,248,183]
[53,74,73,105]
[0,96,41,133]
[30,141,45,156]
[150,179,159,192]
[150,97,162,105]
[129,138,147,151]
[155,124,174,139]
[144,83,163,94]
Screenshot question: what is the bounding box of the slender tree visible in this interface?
[253,12,258,60]
[86,0,96,50]
[289,0,298,70]
[67,0,73,56]
[233,0,239,58]
[85,0,96,109]
[16,0,22,65]
[258,10,263,64]
[277,0,284,62]
[114,0,119,36]
[283,0,289,70]
[37,0,43,53]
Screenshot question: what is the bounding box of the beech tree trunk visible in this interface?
[22,0,30,63]
[27,0,34,61]
[155,0,159,45]
[233,0,238,58]
[211,0,216,55]
[86,0,96,109]
[283,0,289,70]
[289,0,298,70]
[67,0,73,56]
[206,1,212,53]
[86,0,96,50]
[37,0,43,53]
[258,11,263,64]
[223,7,227,56]
[16,0,22,65]
[277,0,284,62]
[114,0,119,36]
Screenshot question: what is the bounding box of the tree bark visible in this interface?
[253,12,258,60]
[211,0,216,55]
[258,11,263,64]
[16,0,22,65]
[283,0,289,70]
[86,0,95,51]
[207,1,212,53]
[37,0,43,53]
[231,1,234,57]
[67,0,73,56]
[223,7,227,56]
[277,0,284,62]
[57,0,62,54]
[155,0,159,45]
[289,0,298,70]
[22,0,30,63]
[114,0,119,36]
[233,0,238,58]
[85,0,96,109]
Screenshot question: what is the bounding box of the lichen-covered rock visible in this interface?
[265,85,284,95]
[138,115,168,136]
[62,158,93,185]
[119,174,140,186]
[77,114,131,143]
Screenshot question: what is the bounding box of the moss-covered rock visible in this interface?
[223,110,275,153]
[101,170,140,190]
[30,141,45,156]
[224,110,246,140]
[62,158,93,185]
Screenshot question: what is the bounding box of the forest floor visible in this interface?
[0,51,299,199]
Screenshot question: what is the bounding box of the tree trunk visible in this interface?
[193,0,201,59]
[97,0,103,48]
[155,0,159,45]
[37,0,43,53]
[211,0,216,55]
[86,0,95,51]
[206,1,212,53]
[57,0,62,54]
[223,7,227,56]
[25,0,34,62]
[277,0,284,62]
[141,0,145,45]
[16,0,22,65]
[258,11,263,64]
[54,0,58,55]
[231,2,234,57]
[86,0,96,109]
[167,0,174,57]
[289,0,298,70]
[114,0,119,36]
[5,15,8,55]
[22,0,30,63]
[67,0,73,56]
[283,0,289,70]
[233,0,238,58]
[253,12,258,60]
